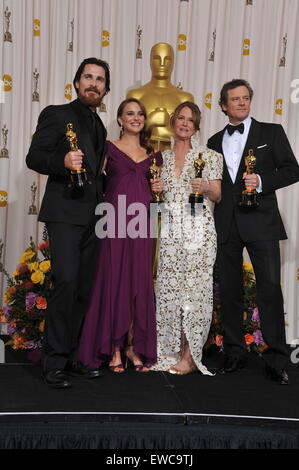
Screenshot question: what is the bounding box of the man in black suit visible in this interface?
[26,58,110,388]
[208,79,299,384]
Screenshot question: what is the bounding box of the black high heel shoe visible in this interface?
[108,362,125,373]
[108,351,126,373]
[125,349,150,373]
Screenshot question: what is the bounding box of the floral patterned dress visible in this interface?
[153,135,223,375]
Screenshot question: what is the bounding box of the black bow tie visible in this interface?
[226,123,244,135]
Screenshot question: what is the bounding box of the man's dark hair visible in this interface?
[73,57,110,94]
[219,79,254,114]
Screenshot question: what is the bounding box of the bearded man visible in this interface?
[26,58,110,388]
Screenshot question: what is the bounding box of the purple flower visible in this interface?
[7,325,16,336]
[3,305,12,319]
[27,341,41,350]
[251,307,260,323]
[25,292,38,310]
[253,329,264,346]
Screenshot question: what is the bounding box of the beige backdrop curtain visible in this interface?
[0,0,298,343]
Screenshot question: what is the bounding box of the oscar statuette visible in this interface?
[189,153,205,216]
[149,157,163,205]
[238,149,259,208]
[149,157,164,282]
[4,7,12,42]
[28,182,38,215]
[1,125,9,158]
[65,123,88,187]
[32,69,40,102]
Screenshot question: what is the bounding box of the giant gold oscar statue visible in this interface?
[127,42,194,150]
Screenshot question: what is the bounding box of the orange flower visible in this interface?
[215,335,223,347]
[7,286,16,295]
[36,296,47,309]
[12,336,29,350]
[245,334,254,345]
[39,320,45,333]
[0,312,8,323]
[38,241,50,251]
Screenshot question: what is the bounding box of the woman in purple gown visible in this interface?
[79,98,162,372]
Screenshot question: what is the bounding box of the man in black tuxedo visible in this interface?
[208,79,299,384]
[26,58,110,388]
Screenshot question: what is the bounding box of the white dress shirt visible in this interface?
[222,116,262,191]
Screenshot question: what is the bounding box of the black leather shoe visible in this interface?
[218,357,246,375]
[65,360,102,379]
[265,366,289,385]
[43,369,72,389]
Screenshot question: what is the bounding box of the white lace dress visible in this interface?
[153,136,223,375]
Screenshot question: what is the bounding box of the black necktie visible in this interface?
[90,112,98,150]
[226,123,244,135]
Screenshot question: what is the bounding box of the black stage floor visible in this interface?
[0,348,299,449]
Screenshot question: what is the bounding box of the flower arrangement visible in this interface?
[1,232,267,356]
[0,229,51,350]
[206,261,268,355]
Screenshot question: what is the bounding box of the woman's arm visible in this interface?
[191,178,221,203]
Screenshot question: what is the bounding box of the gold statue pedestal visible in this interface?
[238,190,259,208]
[70,168,88,187]
[189,193,203,214]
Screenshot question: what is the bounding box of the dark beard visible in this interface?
[78,90,103,109]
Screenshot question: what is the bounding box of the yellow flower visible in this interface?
[3,293,11,304]
[243,261,254,273]
[39,260,51,273]
[3,286,16,304]
[13,270,19,278]
[28,261,39,272]
[19,248,36,264]
[31,270,45,285]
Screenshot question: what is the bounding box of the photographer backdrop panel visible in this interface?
[0,0,298,343]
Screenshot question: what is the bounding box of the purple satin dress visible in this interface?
[79,141,162,368]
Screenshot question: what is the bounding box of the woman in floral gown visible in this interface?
[153,102,223,375]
